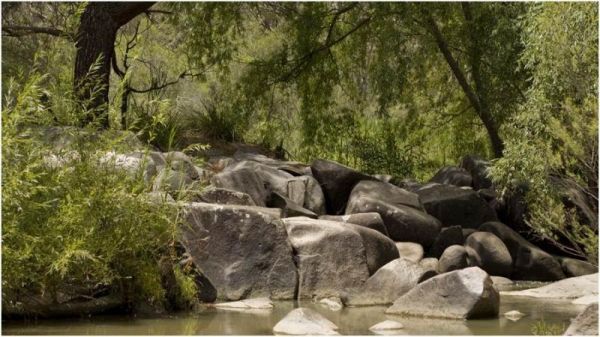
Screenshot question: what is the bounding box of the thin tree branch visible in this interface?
[2,25,71,39]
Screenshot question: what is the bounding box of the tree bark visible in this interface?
[422,8,505,158]
[74,2,154,128]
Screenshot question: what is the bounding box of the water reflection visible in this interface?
[2,295,585,335]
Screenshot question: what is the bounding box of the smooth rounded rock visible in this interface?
[429,166,472,187]
[465,232,512,277]
[369,320,405,334]
[438,245,469,273]
[479,221,565,281]
[558,257,598,277]
[429,226,465,258]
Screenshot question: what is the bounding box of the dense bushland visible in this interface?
[1,2,597,311]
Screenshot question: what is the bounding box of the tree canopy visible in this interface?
[2,1,598,260]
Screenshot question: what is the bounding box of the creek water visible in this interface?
[2,285,588,335]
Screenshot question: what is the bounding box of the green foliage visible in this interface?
[1,74,180,308]
[531,320,566,335]
[490,2,598,262]
[173,266,199,309]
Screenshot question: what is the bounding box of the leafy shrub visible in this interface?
[2,74,183,310]
[531,320,565,335]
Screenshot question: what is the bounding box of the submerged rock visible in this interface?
[318,297,343,311]
[564,303,598,336]
[369,320,405,334]
[386,267,499,319]
[501,273,597,300]
[503,310,525,321]
[273,308,339,335]
[214,297,273,311]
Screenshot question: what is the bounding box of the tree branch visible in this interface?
[2,25,71,39]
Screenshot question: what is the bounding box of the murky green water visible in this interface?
[2,295,586,335]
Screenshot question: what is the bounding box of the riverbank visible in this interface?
[2,293,588,335]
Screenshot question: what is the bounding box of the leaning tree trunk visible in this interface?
[422,8,505,158]
[74,2,154,128]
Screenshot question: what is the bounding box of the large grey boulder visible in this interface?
[465,232,512,277]
[310,159,374,215]
[346,180,423,211]
[281,217,371,299]
[416,184,497,229]
[429,226,464,258]
[438,245,470,273]
[320,213,389,237]
[558,257,598,277]
[214,297,273,312]
[273,308,339,335]
[479,221,565,281]
[501,273,597,300]
[180,203,296,300]
[212,160,326,214]
[346,196,441,247]
[429,166,472,187]
[460,155,493,190]
[564,303,598,336]
[194,186,256,206]
[386,267,499,319]
[343,258,436,306]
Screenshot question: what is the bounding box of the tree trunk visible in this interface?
[74,2,154,128]
[422,8,505,158]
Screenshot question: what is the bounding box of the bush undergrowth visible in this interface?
[2,73,193,312]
